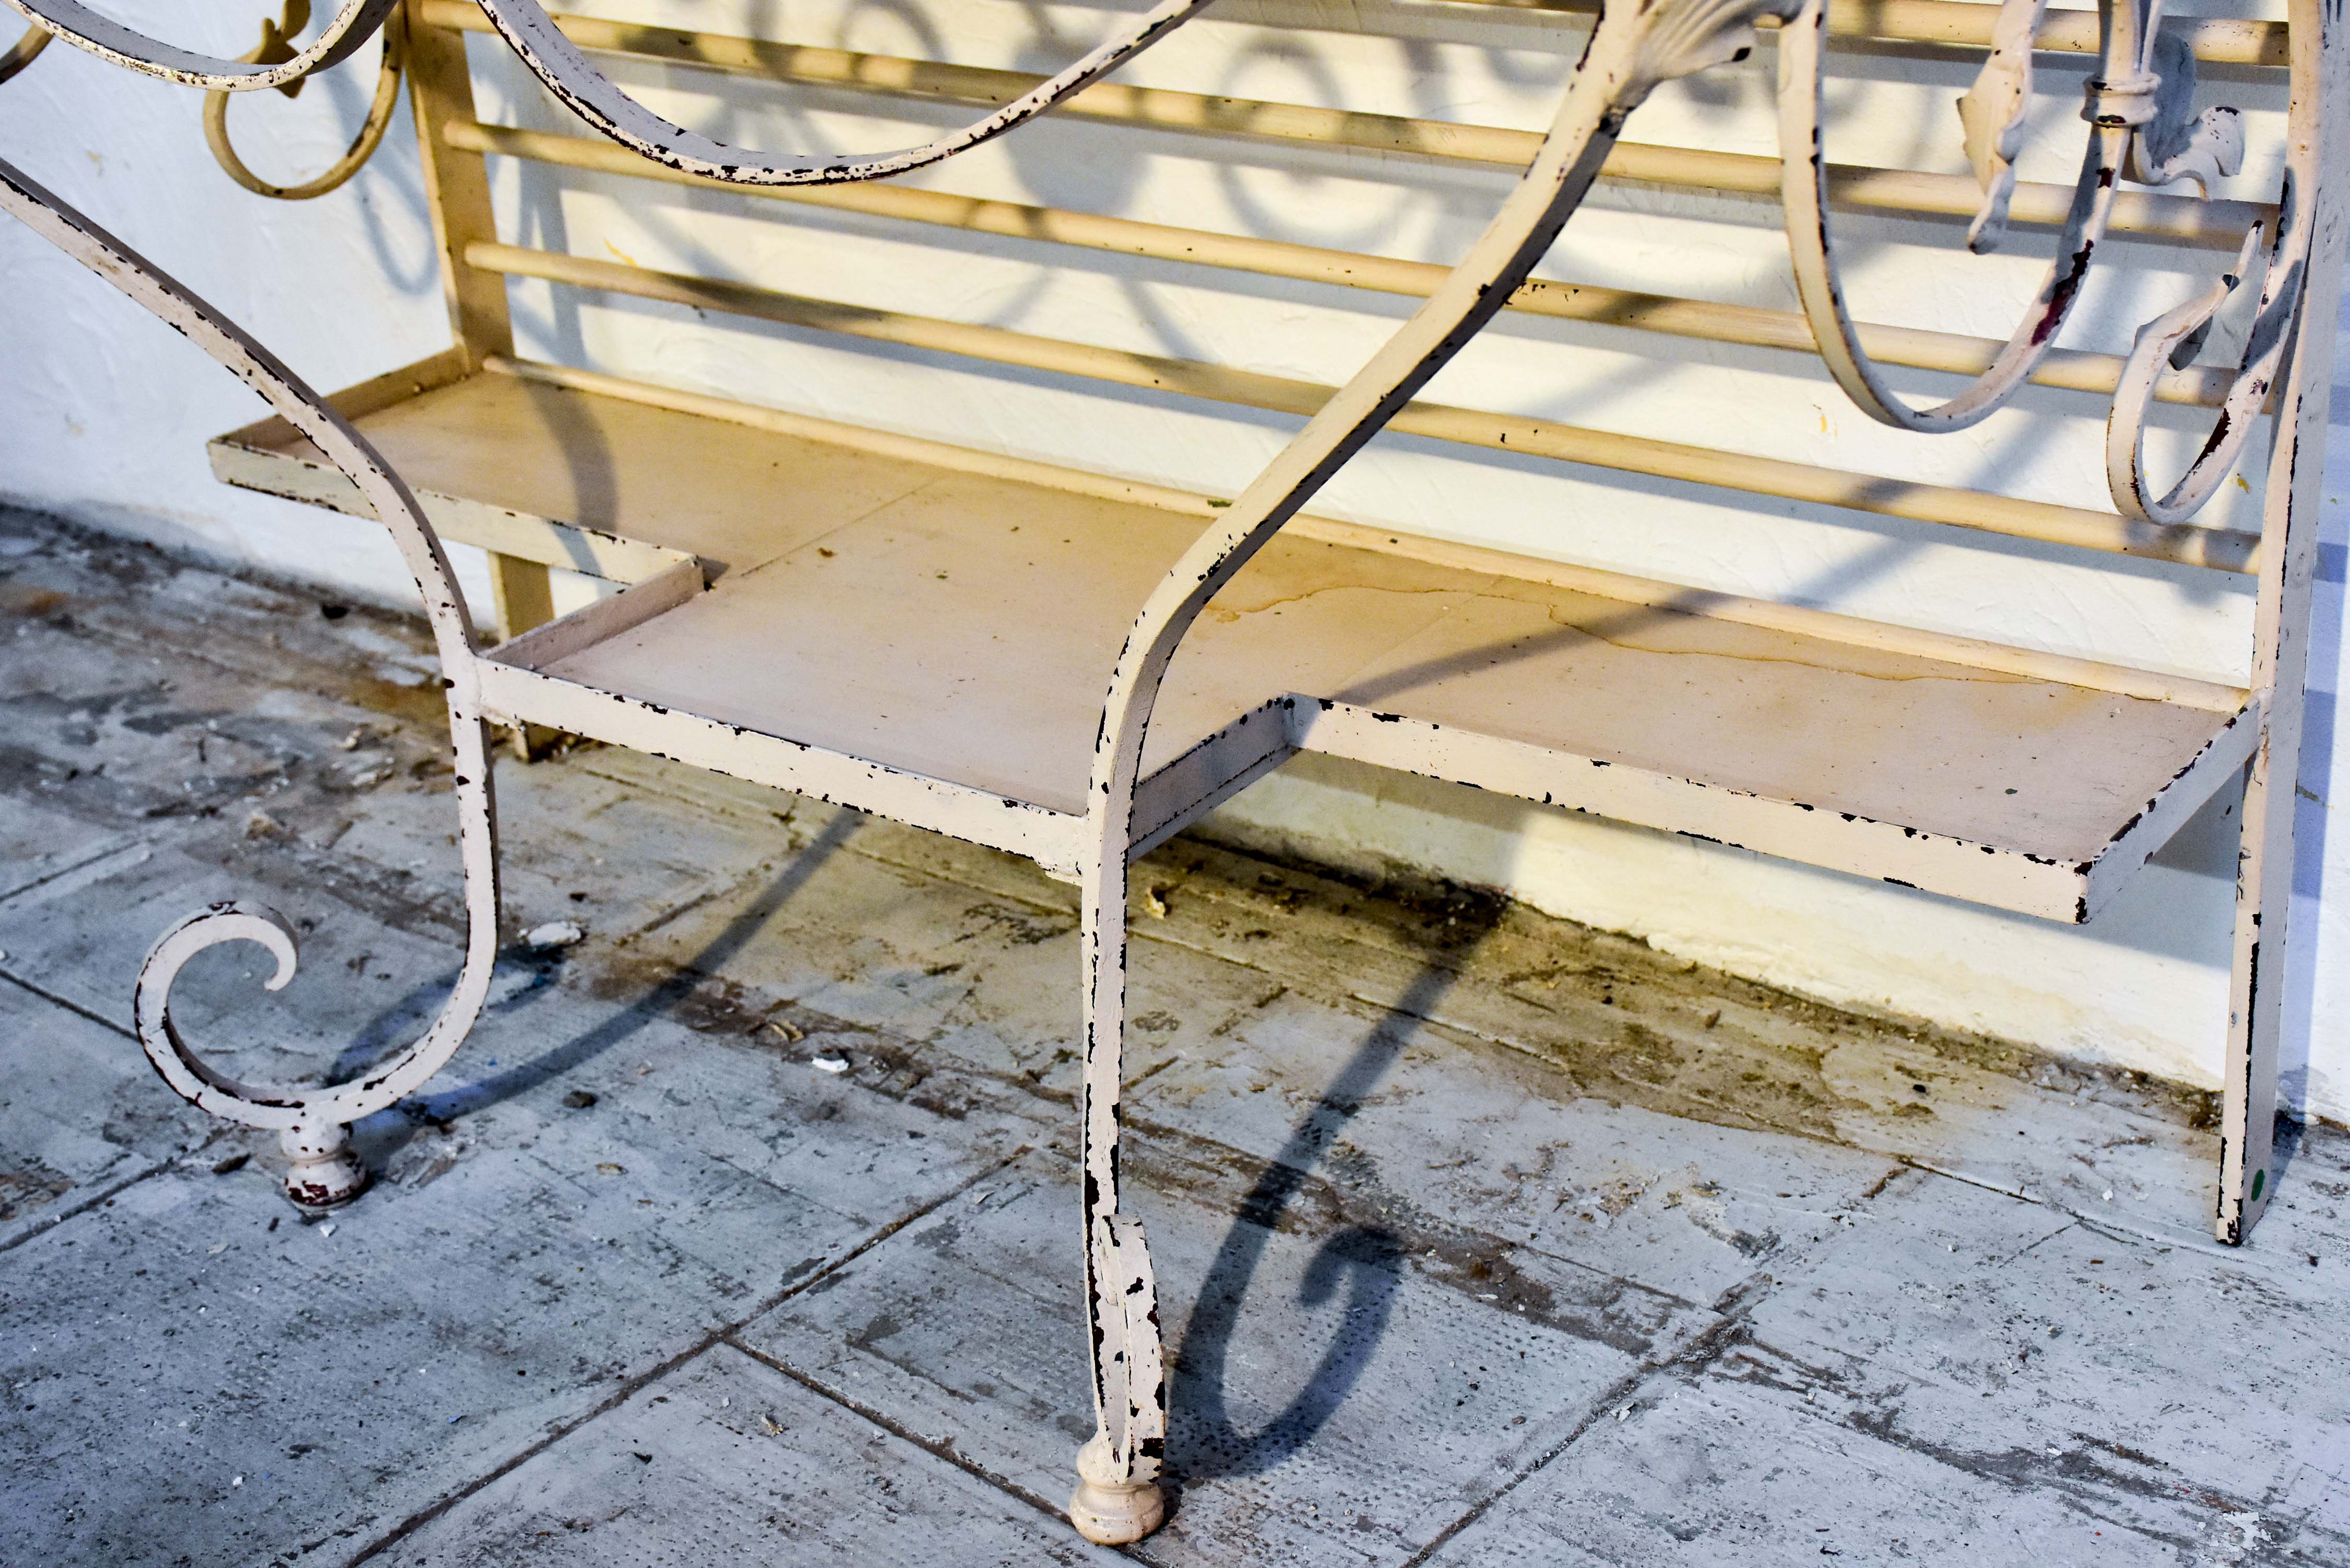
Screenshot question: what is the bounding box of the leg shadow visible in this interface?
[1172,952,1476,1480]
[344,812,859,1161]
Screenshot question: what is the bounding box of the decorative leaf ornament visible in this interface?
[1954,0,2049,253]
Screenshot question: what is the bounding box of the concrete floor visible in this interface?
[3,510,2348,1568]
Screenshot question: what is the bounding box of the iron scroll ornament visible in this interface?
[2106,148,2317,524]
[2,0,396,90]
[0,156,505,1208]
[201,1,408,201]
[466,0,1222,186]
[1777,0,2246,434]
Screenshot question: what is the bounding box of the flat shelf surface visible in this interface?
[221,368,2244,896]
[543,472,1491,813]
[226,365,932,579]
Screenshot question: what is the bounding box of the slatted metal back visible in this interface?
[404,0,2306,695]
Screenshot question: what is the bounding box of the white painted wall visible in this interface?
[3,1,2341,1113]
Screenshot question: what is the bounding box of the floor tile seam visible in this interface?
[1104,943,1939,1177]
[1393,1306,1756,1568]
[565,757,825,835]
[613,849,822,944]
[1899,1157,2252,1260]
[722,1335,1084,1537]
[538,958,1166,1136]
[651,999,1793,1330]
[0,1156,174,1256]
[827,829,2239,1163]
[1684,1271,2350,1548]
[546,762,2014,1129]
[700,1012,1080,1132]
[1775,1394,2313,1554]
[1100,918,1483,1039]
[0,963,137,1043]
[791,815,1501,970]
[0,812,1972,1174]
[808,1119,1695,1328]
[1665,1350,2321,1560]
[51,599,398,698]
[1136,920,1483,1008]
[332,1144,1029,1568]
[1381,1261,1831,1565]
[7,880,2112,1339]
[1109,1105,1720,1313]
[0,830,159,906]
[1230,972,1899,1155]
[684,1138,1043,1241]
[0,756,187,846]
[809,829,1080,919]
[1170,1009,2228,1236]
[810,821,1478,966]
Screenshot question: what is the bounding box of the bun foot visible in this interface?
[280,1121,368,1208]
[1067,1435,1166,1544]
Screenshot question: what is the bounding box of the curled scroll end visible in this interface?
[2170,221,2264,370]
[202,4,404,200]
[1963,158,2021,255]
[2128,35,2244,197]
[2107,220,2268,524]
[142,901,302,998]
[133,902,303,1123]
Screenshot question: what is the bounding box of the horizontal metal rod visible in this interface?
[417,3,2266,249]
[466,240,2260,572]
[449,119,2229,408]
[1442,0,2287,66]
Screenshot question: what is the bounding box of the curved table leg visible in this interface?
[1068,857,1168,1543]
[0,155,501,1207]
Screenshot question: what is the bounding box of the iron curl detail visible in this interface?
[2108,204,2306,524]
[202,1,406,200]
[0,154,503,1207]
[1779,0,2244,434]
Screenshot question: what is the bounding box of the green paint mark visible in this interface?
[2252,1169,2267,1201]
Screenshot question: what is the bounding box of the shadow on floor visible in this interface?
[341,813,860,1166]
[1172,906,1496,1480]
